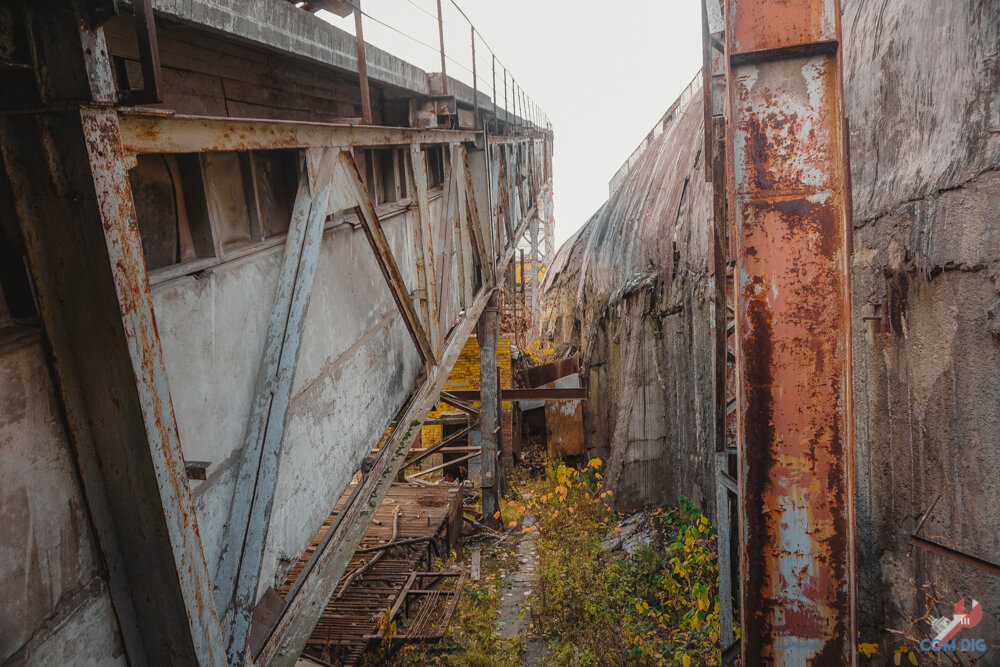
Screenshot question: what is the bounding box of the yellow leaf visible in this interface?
[642,601,649,610]
[894,653,901,666]
[493,511,501,519]
[588,457,602,469]
[858,643,879,658]
[682,655,691,667]
[691,614,700,630]
[509,520,517,528]
[607,490,614,496]
[595,473,603,480]
[552,511,559,519]
[908,652,918,666]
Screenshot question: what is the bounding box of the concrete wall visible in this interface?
[0,331,125,665]
[151,197,454,593]
[843,0,1000,652]
[543,0,1000,653]
[540,78,718,512]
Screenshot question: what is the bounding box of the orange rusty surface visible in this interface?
[727,1,855,662]
[728,0,836,53]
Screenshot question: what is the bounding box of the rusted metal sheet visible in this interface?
[544,374,585,459]
[726,0,856,664]
[522,354,579,388]
[116,112,477,155]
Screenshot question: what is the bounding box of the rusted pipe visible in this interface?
[908,536,1000,578]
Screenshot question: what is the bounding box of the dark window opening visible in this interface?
[203,152,254,253]
[130,154,215,271]
[424,145,444,188]
[248,149,300,238]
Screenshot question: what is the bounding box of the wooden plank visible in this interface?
[470,549,481,581]
[339,151,436,365]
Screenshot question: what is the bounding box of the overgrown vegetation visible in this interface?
[391,459,726,666]
[525,460,723,666]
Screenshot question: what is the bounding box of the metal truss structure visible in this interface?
[0,2,552,665]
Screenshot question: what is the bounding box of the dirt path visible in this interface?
[496,513,550,665]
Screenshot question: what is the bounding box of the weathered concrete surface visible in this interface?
[151,204,433,597]
[540,77,717,512]
[544,0,1000,654]
[0,333,125,665]
[843,0,1000,652]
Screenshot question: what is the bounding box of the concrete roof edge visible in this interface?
[147,0,430,95]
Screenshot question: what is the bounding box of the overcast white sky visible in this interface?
[320,1,703,248]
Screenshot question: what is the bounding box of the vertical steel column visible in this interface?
[503,68,508,126]
[529,194,541,334]
[725,0,856,664]
[470,27,479,130]
[478,291,501,528]
[353,1,372,124]
[436,0,448,95]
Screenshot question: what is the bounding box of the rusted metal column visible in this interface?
[503,68,509,126]
[0,5,223,664]
[529,194,541,334]
[725,0,856,664]
[478,291,501,528]
[353,1,372,124]
[436,0,448,95]
[470,26,479,130]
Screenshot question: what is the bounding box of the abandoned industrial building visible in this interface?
[1,0,997,665]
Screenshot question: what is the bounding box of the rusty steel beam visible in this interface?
[342,151,437,365]
[0,6,223,663]
[407,145,442,357]
[120,0,164,105]
[352,1,372,125]
[435,0,448,96]
[444,388,586,401]
[255,194,536,667]
[215,149,339,664]
[116,111,477,155]
[907,536,1000,578]
[725,0,856,664]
